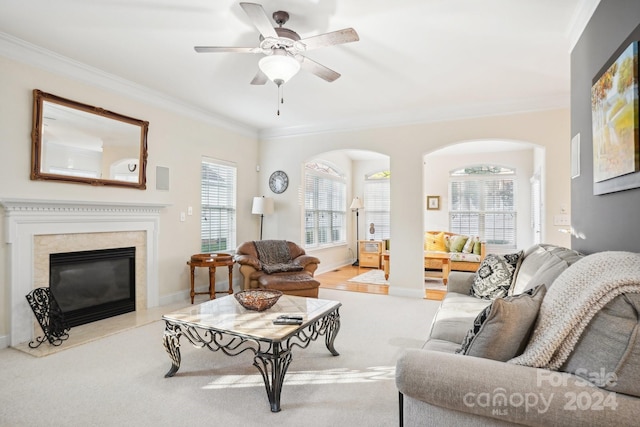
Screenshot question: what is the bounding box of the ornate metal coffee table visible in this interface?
[162,294,341,412]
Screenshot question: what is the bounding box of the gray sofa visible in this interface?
[396,244,640,426]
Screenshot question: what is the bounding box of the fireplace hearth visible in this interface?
[50,247,136,328]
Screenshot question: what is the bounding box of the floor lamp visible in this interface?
[252,196,274,240]
[350,197,364,266]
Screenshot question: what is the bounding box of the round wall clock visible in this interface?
[269,170,289,194]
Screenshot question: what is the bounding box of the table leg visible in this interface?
[253,343,293,412]
[227,264,234,294]
[163,321,182,378]
[208,266,216,299]
[442,260,451,286]
[383,256,390,280]
[189,264,196,304]
[325,310,341,356]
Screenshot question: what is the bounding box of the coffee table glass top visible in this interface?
[163,294,341,341]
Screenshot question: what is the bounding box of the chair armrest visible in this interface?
[447,271,476,294]
[293,254,320,268]
[396,349,634,426]
[234,254,261,271]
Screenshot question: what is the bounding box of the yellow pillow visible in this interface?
[425,232,446,252]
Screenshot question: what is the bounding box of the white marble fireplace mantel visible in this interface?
[1,198,169,346]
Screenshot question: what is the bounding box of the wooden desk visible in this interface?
[187,253,234,304]
[382,251,451,285]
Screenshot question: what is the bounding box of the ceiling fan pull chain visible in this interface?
[276,84,281,116]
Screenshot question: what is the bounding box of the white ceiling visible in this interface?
[0,0,598,139]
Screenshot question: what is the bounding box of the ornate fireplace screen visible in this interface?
[25,288,70,348]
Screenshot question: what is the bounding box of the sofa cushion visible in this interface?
[456,285,546,361]
[427,294,492,344]
[470,251,523,299]
[424,231,446,251]
[510,244,583,295]
[448,252,482,263]
[511,257,568,295]
[561,293,640,397]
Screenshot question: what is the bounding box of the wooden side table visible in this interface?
[187,253,234,304]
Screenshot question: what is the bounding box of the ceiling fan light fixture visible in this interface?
[258,52,300,85]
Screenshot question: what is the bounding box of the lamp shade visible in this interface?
[350,197,364,210]
[252,196,274,215]
[258,51,301,84]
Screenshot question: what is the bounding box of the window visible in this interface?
[364,170,390,240]
[449,165,516,249]
[304,161,346,247]
[201,157,236,252]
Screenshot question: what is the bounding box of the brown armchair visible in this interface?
[234,240,320,295]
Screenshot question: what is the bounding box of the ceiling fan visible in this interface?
[194,2,359,87]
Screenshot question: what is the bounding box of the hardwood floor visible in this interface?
[316,265,389,295]
[316,264,447,300]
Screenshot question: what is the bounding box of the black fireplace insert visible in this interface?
[49,247,136,328]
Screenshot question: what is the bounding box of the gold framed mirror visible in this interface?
[31,89,149,189]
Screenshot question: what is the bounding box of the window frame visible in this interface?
[304,161,347,249]
[200,157,237,253]
[448,165,517,250]
[364,170,391,240]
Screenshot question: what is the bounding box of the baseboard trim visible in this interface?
[0,334,9,349]
[158,279,239,307]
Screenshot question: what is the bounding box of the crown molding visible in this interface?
[0,32,257,139]
[566,0,601,52]
[258,94,569,140]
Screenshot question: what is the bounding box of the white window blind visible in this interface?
[201,157,236,252]
[304,162,346,248]
[449,167,516,249]
[364,171,390,240]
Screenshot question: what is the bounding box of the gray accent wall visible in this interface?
[571,0,640,254]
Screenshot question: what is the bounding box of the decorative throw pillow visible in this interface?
[470,251,524,300]
[462,236,476,253]
[457,285,546,361]
[473,240,482,255]
[424,232,446,252]
[444,235,451,252]
[449,235,469,253]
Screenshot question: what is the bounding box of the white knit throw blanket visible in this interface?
[509,251,640,370]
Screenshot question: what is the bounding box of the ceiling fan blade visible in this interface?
[300,57,341,82]
[194,46,259,53]
[239,2,278,39]
[300,28,359,51]
[250,69,268,85]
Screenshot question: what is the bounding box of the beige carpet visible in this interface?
[347,269,390,285]
[0,288,439,427]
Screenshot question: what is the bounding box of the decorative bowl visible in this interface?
[234,289,283,312]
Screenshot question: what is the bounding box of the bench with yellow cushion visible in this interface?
[424,231,486,272]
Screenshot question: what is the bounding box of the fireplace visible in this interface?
[50,247,136,327]
[1,198,166,347]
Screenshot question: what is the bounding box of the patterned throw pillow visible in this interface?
[470,251,524,299]
[457,285,546,361]
[462,236,476,253]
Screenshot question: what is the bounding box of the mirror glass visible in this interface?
[31,90,148,189]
